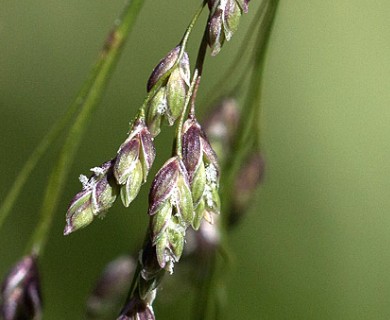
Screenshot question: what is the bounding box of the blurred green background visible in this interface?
[1,0,390,319]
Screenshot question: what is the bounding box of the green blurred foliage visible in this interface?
[1,1,390,319]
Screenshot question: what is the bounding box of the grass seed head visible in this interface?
[1,255,42,320]
[64,159,119,235]
[146,47,190,135]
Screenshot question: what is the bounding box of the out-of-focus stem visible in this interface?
[201,0,269,105]
[0,105,75,230]
[193,1,280,319]
[221,0,279,215]
[27,0,145,256]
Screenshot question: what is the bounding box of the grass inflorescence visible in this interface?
[0,1,280,319]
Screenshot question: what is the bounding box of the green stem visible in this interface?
[179,0,208,60]
[234,0,278,151]
[176,26,208,157]
[125,228,151,302]
[122,1,207,307]
[193,1,280,319]
[191,237,232,320]
[0,106,76,230]
[27,0,145,256]
[190,31,208,116]
[127,263,142,300]
[221,0,279,214]
[175,69,199,157]
[192,253,217,320]
[201,1,269,106]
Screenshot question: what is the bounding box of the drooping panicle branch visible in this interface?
[64,159,119,235]
[182,118,221,229]
[29,0,146,255]
[207,0,250,55]
[1,0,275,318]
[146,46,191,137]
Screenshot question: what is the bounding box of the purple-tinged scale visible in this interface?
[148,157,180,215]
[117,297,155,320]
[64,159,118,235]
[114,117,156,207]
[147,46,180,92]
[1,255,42,320]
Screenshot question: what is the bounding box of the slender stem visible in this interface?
[191,238,232,320]
[122,1,208,308]
[176,26,209,156]
[0,0,152,230]
[221,0,279,214]
[124,228,151,302]
[175,69,199,157]
[179,0,208,60]
[237,0,279,151]
[192,2,280,319]
[201,1,269,106]
[127,263,141,300]
[0,105,76,230]
[190,31,208,116]
[27,0,145,256]
[192,253,217,320]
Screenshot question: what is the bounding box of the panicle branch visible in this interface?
[0,0,273,319]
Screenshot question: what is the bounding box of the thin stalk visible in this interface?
[0,0,152,230]
[0,105,76,230]
[176,29,208,156]
[221,0,279,213]
[175,69,199,157]
[27,0,145,256]
[244,14,276,149]
[179,0,208,60]
[237,0,279,152]
[125,228,151,302]
[201,0,268,106]
[193,1,280,319]
[192,253,217,320]
[190,31,208,116]
[122,1,208,307]
[127,262,142,301]
[191,238,232,320]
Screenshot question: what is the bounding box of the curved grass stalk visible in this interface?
[221,0,280,211]
[193,1,280,319]
[121,4,209,313]
[200,0,269,107]
[0,107,75,230]
[175,31,208,156]
[27,0,145,256]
